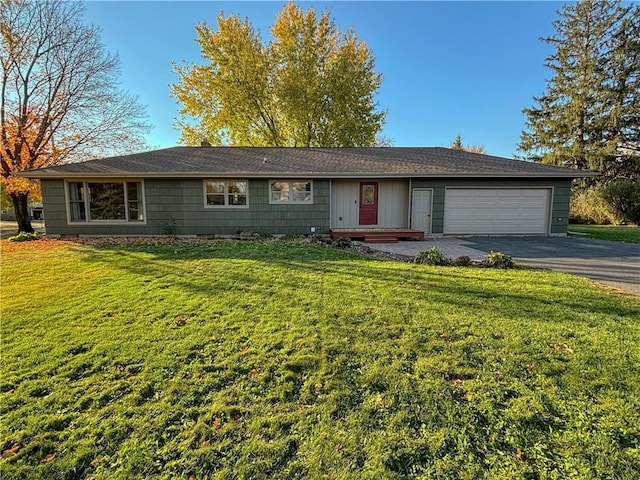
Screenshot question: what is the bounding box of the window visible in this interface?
[67,181,144,223]
[204,180,248,207]
[269,180,313,204]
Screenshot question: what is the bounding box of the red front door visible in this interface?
[359,182,378,225]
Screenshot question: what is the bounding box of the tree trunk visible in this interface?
[9,192,35,233]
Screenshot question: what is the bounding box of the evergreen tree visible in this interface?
[519,0,639,183]
[451,135,464,150]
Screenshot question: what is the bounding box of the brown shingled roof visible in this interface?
[20,146,596,179]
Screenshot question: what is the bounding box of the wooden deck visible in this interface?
[330,228,425,243]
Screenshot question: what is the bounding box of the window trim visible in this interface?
[203,179,249,208]
[64,179,146,225]
[269,180,314,205]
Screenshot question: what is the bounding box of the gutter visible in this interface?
[17,171,598,180]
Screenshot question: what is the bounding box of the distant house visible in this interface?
[20,146,594,240]
[0,202,44,222]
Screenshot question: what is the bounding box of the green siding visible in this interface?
[41,177,571,236]
[410,178,571,234]
[42,179,330,236]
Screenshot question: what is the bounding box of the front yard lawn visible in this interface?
[568,224,640,243]
[1,239,639,479]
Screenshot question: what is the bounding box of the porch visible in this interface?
[330,228,425,244]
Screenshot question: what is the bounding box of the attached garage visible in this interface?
[443,188,551,235]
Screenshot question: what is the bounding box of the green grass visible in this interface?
[568,224,640,243]
[1,238,639,479]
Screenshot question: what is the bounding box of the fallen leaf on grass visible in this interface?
[1,444,20,458]
[451,378,463,386]
[40,453,55,463]
[440,332,450,339]
[212,417,221,428]
[516,447,523,460]
[551,343,574,353]
[201,440,210,447]
[249,368,258,376]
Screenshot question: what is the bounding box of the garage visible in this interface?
[443,188,551,235]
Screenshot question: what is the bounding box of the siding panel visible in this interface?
[42,178,330,236]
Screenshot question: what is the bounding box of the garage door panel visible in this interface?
[444,188,550,235]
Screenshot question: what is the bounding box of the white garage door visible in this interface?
[444,188,551,235]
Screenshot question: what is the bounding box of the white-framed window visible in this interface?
[204,180,248,208]
[66,180,145,223]
[269,180,313,204]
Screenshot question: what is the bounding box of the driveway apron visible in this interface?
[461,236,639,295]
[368,236,639,295]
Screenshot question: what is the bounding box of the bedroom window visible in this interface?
[67,181,144,223]
[204,180,248,207]
[269,180,313,204]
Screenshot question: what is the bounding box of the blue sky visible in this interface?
[82,1,562,158]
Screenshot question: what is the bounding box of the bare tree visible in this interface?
[1,0,149,232]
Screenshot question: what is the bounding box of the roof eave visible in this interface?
[18,171,597,180]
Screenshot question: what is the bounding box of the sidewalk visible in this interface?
[0,220,46,236]
[366,238,487,260]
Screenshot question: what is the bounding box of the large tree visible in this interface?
[171,1,385,147]
[1,0,149,233]
[518,0,639,183]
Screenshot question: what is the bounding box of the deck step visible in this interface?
[364,235,399,244]
[330,229,424,241]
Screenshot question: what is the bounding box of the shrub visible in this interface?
[160,219,177,236]
[452,255,472,266]
[601,180,640,225]
[8,232,41,242]
[415,246,451,266]
[570,185,617,225]
[482,251,515,269]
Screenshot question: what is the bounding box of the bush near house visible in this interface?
[570,185,617,225]
[414,246,451,266]
[601,180,640,225]
[1,239,639,479]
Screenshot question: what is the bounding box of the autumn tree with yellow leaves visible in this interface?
[171,2,386,147]
[1,0,149,233]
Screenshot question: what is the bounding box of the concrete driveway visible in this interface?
[368,236,640,295]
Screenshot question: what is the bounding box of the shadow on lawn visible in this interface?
[68,239,640,324]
